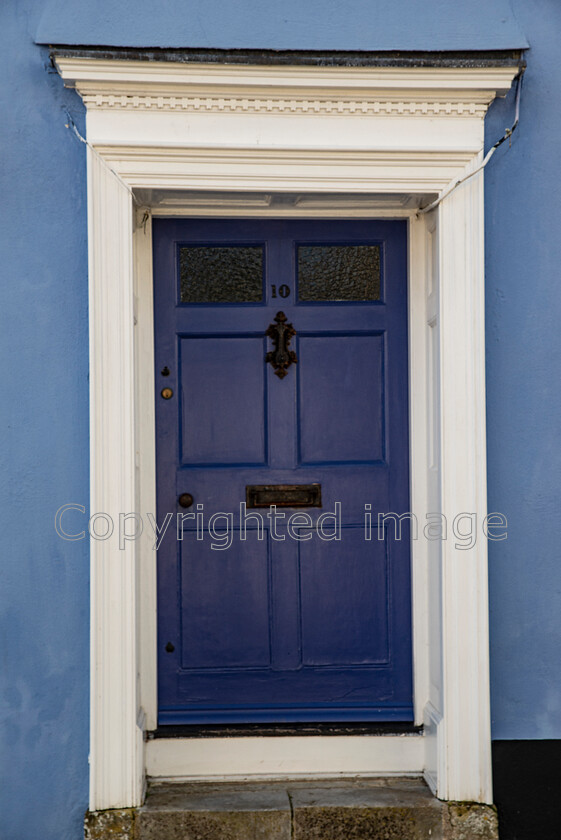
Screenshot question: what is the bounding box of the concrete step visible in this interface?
[85,777,499,840]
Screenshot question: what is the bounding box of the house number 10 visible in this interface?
[271,284,291,298]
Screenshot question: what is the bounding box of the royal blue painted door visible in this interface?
[154,218,412,724]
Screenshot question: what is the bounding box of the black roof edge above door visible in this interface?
[49,45,525,69]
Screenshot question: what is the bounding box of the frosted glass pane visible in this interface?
[180,246,263,303]
[298,245,380,301]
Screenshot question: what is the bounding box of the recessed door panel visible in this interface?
[180,529,271,670]
[299,527,389,667]
[180,336,267,466]
[298,334,384,465]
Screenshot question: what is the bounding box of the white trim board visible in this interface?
[145,735,425,780]
[55,56,518,810]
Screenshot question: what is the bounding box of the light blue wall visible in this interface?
[484,0,561,740]
[0,3,89,839]
[1,1,561,838]
[36,0,527,51]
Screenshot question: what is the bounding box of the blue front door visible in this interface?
[154,218,412,724]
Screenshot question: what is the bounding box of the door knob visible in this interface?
[178,493,194,508]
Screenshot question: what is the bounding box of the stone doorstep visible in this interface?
[85,777,499,840]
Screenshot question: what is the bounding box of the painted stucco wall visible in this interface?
[1,1,560,838]
[484,0,561,740]
[0,4,89,840]
[35,0,528,51]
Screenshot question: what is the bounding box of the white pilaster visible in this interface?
[436,162,492,803]
[88,150,143,809]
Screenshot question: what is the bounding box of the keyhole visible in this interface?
[161,366,170,376]
[165,642,175,653]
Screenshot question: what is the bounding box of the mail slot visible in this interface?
[246,483,322,508]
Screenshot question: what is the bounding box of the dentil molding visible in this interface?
[80,92,489,117]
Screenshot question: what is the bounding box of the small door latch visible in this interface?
[178,493,194,508]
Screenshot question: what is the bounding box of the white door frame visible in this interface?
[55,56,518,810]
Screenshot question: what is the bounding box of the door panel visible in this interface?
[154,218,412,724]
[297,334,384,465]
[299,527,389,666]
[179,529,272,670]
[180,336,267,466]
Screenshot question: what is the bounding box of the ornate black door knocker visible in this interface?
[265,311,298,379]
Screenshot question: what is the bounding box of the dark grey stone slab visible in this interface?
[138,809,291,840]
[288,778,444,839]
[137,781,291,840]
[84,778,499,840]
[287,776,439,809]
[143,780,292,812]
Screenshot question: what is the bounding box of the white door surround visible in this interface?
[54,55,519,810]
